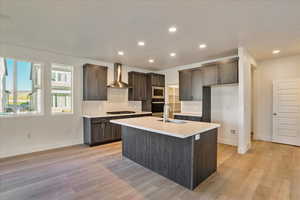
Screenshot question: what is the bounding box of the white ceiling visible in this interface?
[1,0,300,70]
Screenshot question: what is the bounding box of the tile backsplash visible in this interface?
[82,88,142,115]
[181,101,202,114]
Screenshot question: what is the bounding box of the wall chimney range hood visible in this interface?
[107,63,128,88]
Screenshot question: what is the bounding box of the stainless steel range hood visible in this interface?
[107,63,128,88]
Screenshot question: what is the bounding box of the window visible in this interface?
[51,64,73,113]
[0,57,42,116]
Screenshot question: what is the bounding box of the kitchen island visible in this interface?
[110,117,220,190]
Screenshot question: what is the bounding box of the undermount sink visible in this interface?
[158,119,186,124]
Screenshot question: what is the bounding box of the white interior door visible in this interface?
[273,79,300,146]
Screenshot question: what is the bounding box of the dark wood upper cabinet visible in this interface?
[191,69,203,101]
[149,73,165,87]
[217,60,238,84]
[179,70,193,101]
[202,65,218,86]
[178,58,238,101]
[128,71,147,101]
[83,64,108,101]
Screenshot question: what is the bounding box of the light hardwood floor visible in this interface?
[0,141,300,200]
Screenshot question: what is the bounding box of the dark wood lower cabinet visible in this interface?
[122,126,218,190]
[174,115,202,121]
[83,113,152,146]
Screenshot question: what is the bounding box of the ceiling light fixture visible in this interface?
[118,51,124,56]
[138,41,145,46]
[148,59,154,63]
[272,49,280,54]
[199,44,207,49]
[168,26,177,33]
[170,53,176,57]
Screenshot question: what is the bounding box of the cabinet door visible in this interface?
[139,73,147,100]
[151,74,158,86]
[191,69,203,101]
[111,123,122,139]
[91,123,105,143]
[103,121,113,141]
[158,74,165,87]
[218,60,238,84]
[179,70,193,101]
[202,65,218,86]
[128,72,147,101]
[83,64,107,100]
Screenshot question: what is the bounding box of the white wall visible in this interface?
[181,101,202,114]
[253,54,300,142]
[160,55,240,146]
[211,85,239,146]
[0,44,149,158]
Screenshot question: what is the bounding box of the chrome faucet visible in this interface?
[163,104,170,123]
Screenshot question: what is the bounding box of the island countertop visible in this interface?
[110,116,220,138]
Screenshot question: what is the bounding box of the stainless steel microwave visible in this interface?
[152,87,165,99]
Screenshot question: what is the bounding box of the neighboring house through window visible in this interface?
[0,57,42,115]
[51,64,73,113]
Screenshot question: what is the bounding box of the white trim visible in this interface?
[0,139,83,159]
[0,113,44,118]
[218,137,238,146]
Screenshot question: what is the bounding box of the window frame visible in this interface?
[0,56,44,118]
[50,63,74,115]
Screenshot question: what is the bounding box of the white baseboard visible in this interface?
[254,134,272,142]
[218,137,238,146]
[0,139,83,159]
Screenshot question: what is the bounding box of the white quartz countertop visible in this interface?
[110,116,220,138]
[82,112,152,118]
[173,112,202,117]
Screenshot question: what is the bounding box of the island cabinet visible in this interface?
[128,72,147,101]
[83,64,108,101]
[117,123,218,190]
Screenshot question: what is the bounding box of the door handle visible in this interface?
[273,113,277,116]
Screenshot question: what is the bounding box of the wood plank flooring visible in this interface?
[0,141,300,200]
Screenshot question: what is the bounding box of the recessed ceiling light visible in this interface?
[199,44,207,49]
[272,49,280,54]
[170,52,176,57]
[118,51,124,56]
[168,26,177,33]
[148,59,154,63]
[138,41,145,46]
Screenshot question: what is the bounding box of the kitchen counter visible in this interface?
[82,112,152,118]
[110,116,219,138]
[112,116,220,190]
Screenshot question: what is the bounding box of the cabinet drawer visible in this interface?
[91,118,107,124]
[174,115,202,122]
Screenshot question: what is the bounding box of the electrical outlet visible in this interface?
[195,134,200,140]
[27,133,31,139]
